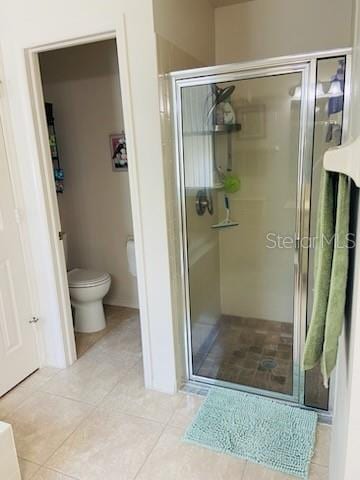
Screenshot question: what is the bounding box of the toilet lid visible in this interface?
[68,268,111,287]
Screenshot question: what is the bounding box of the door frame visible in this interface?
[24,28,151,370]
[170,48,352,411]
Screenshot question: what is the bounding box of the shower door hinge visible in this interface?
[29,316,40,324]
[58,231,65,240]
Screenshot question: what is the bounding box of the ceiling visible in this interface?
[208,0,253,7]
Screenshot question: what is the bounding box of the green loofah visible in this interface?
[223,174,241,193]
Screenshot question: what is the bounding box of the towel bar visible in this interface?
[324,136,360,187]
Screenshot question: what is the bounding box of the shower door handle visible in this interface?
[294,236,301,266]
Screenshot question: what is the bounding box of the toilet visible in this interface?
[68,268,111,333]
[62,233,111,333]
[63,233,136,333]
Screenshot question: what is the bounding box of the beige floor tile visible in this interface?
[0,385,34,419]
[75,330,109,358]
[7,391,93,464]
[136,425,246,480]
[168,393,204,429]
[74,306,139,354]
[32,467,77,479]
[108,314,140,331]
[20,368,61,390]
[312,424,330,467]
[242,462,297,479]
[104,305,138,324]
[98,363,181,424]
[46,409,164,480]
[18,457,40,480]
[94,323,142,356]
[74,306,139,358]
[309,464,328,480]
[40,351,130,406]
[0,367,62,420]
[83,335,142,372]
[242,461,327,480]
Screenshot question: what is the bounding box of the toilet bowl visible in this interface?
[68,268,111,333]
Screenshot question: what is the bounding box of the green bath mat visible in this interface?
[184,388,317,479]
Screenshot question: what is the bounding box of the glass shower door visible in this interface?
[178,65,309,401]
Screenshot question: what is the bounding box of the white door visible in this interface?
[0,116,39,397]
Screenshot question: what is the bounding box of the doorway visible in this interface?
[37,39,140,359]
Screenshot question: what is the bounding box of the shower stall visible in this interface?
[171,49,351,413]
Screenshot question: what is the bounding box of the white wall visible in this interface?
[0,0,177,393]
[40,40,138,308]
[215,0,353,64]
[330,0,360,477]
[153,0,215,67]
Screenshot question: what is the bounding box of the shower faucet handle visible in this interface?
[195,189,214,216]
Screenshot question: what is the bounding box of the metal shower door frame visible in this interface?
[170,49,351,408]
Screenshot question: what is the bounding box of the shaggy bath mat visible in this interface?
[184,388,317,479]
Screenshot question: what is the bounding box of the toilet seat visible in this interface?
[68,268,111,288]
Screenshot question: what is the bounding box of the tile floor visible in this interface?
[196,316,294,395]
[194,315,329,409]
[0,306,330,480]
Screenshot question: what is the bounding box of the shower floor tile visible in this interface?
[195,316,293,395]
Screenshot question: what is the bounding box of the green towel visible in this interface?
[303,171,350,387]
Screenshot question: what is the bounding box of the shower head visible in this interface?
[207,84,236,119]
[215,85,235,104]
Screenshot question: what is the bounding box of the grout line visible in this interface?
[132,422,168,480]
[38,465,80,479]
[132,390,206,479]
[42,406,168,479]
[18,457,41,480]
[1,371,62,420]
[17,402,97,468]
[42,403,98,468]
[35,389,98,407]
[1,391,33,421]
[91,392,174,428]
[41,309,147,474]
[11,309,148,478]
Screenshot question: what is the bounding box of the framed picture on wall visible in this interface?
[110,132,128,171]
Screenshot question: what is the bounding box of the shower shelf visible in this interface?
[292,94,344,102]
[324,136,360,187]
[236,145,280,153]
[182,124,241,136]
[213,124,241,133]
